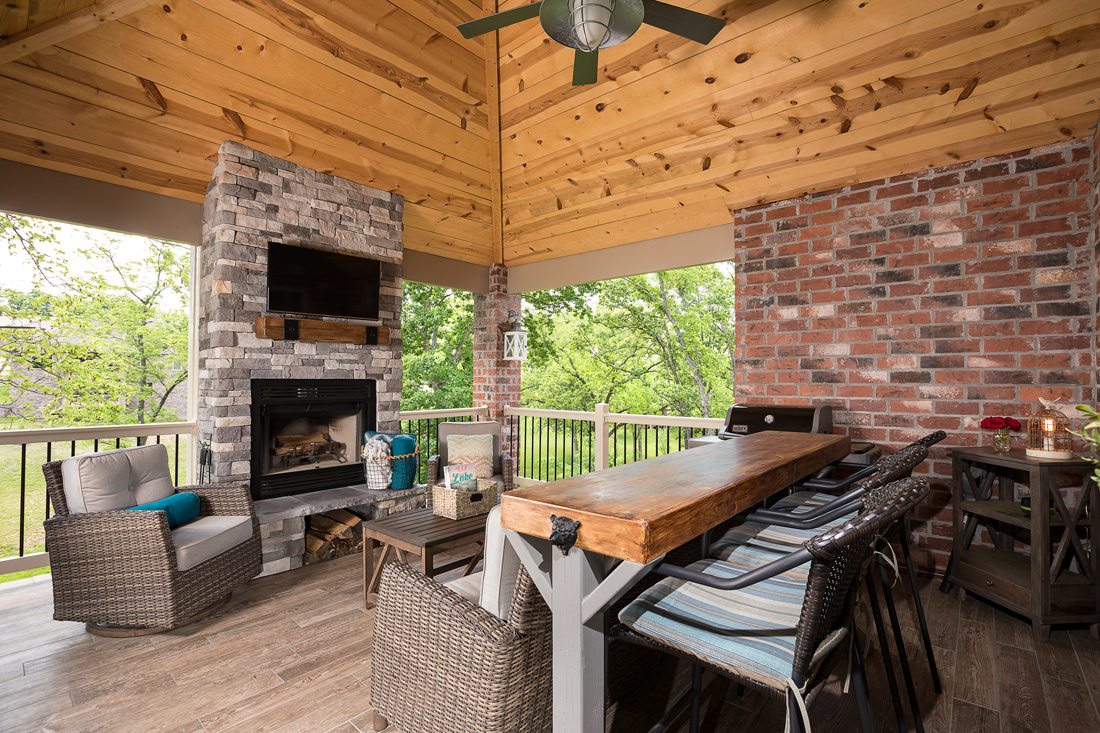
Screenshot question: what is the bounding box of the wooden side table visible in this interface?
[941,446,1098,640]
[361,507,489,608]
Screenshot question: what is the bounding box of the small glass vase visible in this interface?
[992,428,1012,453]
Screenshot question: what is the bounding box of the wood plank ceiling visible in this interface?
[0,0,1098,267]
[497,0,1100,264]
[0,0,495,263]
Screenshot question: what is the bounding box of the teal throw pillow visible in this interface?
[127,491,200,529]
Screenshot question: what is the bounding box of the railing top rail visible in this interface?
[399,406,489,420]
[504,406,597,421]
[0,421,198,446]
[609,413,725,430]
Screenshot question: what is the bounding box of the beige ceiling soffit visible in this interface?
[405,250,491,293]
[507,224,734,293]
[0,0,159,66]
[0,159,202,244]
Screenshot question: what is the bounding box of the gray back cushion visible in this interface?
[60,444,175,514]
[438,421,502,475]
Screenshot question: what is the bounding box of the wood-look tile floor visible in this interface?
[2,553,1099,733]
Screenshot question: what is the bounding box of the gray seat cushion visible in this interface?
[172,515,253,571]
[441,505,520,619]
[444,573,483,604]
[60,444,175,514]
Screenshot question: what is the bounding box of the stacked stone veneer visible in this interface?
[198,141,404,481]
[198,141,407,573]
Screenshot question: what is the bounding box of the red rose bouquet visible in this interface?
[980,415,1021,452]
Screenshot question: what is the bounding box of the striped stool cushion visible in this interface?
[709,492,851,562]
[618,555,810,689]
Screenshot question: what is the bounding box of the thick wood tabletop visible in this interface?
[501,431,850,563]
[361,508,488,548]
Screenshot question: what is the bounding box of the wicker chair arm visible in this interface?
[44,510,174,569]
[427,454,440,483]
[377,561,518,646]
[177,483,255,518]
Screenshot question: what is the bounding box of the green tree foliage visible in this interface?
[522,265,735,417]
[0,214,191,428]
[400,281,475,410]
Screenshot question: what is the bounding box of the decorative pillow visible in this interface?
[127,491,200,529]
[447,433,494,478]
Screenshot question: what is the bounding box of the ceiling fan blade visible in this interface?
[458,2,542,38]
[641,0,724,44]
[572,48,599,85]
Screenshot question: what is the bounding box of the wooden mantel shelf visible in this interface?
[255,316,390,346]
[501,431,850,563]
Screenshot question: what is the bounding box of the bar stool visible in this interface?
[709,435,943,732]
[615,477,932,733]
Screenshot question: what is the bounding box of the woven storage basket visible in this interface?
[431,479,499,520]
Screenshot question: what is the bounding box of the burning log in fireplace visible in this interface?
[304,509,363,564]
[272,431,348,468]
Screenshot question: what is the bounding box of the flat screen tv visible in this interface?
[266,242,381,320]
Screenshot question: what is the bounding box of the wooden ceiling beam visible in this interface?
[0,0,156,65]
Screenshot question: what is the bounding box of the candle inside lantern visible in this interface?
[1041,417,1055,451]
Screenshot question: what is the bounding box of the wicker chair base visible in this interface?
[84,592,232,637]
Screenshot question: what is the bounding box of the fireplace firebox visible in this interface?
[250,379,376,500]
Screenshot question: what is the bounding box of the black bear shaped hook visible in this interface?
[549,515,581,555]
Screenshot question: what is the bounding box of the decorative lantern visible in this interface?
[503,329,528,361]
[1026,397,1074,460]
[501,309,527,361]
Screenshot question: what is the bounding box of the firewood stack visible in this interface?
[304,509,363,564]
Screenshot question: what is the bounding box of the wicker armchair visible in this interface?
[427,421,515,493]
[370,561,552,732]
[43,445,262,636]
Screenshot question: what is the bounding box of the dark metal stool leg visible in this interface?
[689,662,702,733]
[898,522,942,693]
[866,571,907,733]
[850,632,875,733]
[878,556,924,733]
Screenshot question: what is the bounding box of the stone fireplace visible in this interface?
[197,141,416,574]
[197,140,403,487]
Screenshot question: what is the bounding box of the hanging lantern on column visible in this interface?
[1026,397,1074,460]
[501,309,527,361]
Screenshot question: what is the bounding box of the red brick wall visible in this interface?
[1093,120,1100,406]
[734,137,1098,575]
[473,264,522,465]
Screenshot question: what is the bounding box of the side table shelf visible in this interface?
[941,447,1099,640]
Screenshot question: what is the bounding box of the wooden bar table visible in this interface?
[501,431,850,733]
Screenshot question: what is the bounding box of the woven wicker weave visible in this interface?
[432,479,500,519]
[614,477,931,701]
[42,460,262,631]
[370,561,552,733]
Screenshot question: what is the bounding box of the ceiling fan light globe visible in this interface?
[541,0,643,51]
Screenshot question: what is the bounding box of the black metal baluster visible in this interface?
[115,437,121,449]
[70,440,76,457]
[45,442,52,520]
[93,438,99,453]
[174,434,181,483]
[19,444,27,557]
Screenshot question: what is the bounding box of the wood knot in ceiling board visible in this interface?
[138,77,167,113]
[735,52,752,64]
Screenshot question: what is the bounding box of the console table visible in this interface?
[941,447,1099,640]
[501,431,850,733]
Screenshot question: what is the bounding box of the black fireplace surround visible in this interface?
[250,379,376,500]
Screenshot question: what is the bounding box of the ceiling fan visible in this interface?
[458,0,725,85]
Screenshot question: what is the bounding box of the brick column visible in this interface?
[473,264,522,470]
